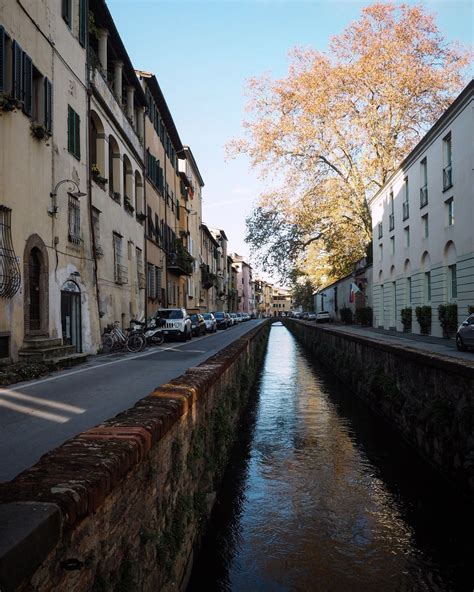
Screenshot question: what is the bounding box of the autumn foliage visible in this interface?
[229,2,470,287]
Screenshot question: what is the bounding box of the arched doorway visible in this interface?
[61,280,82,352]
[24,235,49,336]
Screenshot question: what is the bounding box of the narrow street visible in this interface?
[0,320,263,482]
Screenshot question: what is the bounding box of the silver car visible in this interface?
[456,314,474,351]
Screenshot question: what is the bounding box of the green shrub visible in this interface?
[340,307,353,324]
[415,306,432,335]
[468,305,474,315]
[355,307,373,326]
[400,307,412,333]
[438,303,458,338]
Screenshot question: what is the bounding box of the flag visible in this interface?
[349,282,361,303]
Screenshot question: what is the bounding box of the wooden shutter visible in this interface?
[67,105,73,153]
[0,27,5,93]
[22,53,32,116]
[62,0,71,27]
[79,0,87,47]
[75,111,81,159]
[12,41,23,102]
[44,78,52,133]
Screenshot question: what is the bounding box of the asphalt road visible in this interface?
[0,320,264,482]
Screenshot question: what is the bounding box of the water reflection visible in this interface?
[188,324,474,591]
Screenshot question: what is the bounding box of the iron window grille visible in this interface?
[68,195,82,244]
[420,185,428,208]
[402,201,409,220]
[0,206,21,298]
[113,234,127,284]
[443,164,453,191]
[389,213,395,232]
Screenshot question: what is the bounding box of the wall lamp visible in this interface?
[48,179,86,216]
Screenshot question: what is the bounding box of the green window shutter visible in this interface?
[67,105,73,153]
[22,53,32,116]
[75,111,81,159]
[62,0,71,27]
[79,0,87,47]
[12,41,23,102]
[44,78,53,133]
[0,27,5,93]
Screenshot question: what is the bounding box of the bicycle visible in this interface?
[101,321,145,353]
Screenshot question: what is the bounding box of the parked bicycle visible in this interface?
[101,321,145,353]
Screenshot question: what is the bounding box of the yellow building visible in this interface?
[272,287,292,316]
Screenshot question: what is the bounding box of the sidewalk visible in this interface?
[322,323,474,364]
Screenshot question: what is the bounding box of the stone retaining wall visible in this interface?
[284,319,474,497]
[0,323,270,592]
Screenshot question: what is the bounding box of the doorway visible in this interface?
[61,281,82,352]
[28,248,42,331]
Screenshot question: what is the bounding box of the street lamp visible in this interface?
[48,179,86,216]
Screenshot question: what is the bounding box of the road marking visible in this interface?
[10,326,255,391]
[0,389,86,413]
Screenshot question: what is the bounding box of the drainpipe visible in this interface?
[142,105,148,318]
[164,151,168,307]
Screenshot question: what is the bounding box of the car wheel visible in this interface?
[188,327,192,340]
[456,334,467,351]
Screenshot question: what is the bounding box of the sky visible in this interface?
[107,0,473,280]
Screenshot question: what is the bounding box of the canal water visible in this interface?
[188,323,474,592]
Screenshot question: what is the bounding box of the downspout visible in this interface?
[164,150,168,307]
[142,107,148,318]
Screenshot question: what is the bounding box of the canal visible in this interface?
[188,322,474,591]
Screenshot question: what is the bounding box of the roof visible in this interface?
[369,80,474,206]
[92,1,147,106]
[183,146,205,187]
[135,70,184,152]
[201,223,220,247]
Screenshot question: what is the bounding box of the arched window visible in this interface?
[444,241,457,301]
[108,135,120,197]
[123,155,133,208]
[135,171,144,215]
[90,111,106,178]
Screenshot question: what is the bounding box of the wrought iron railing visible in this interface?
[0,206,21,298]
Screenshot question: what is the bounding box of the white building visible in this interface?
[370,81,474,336]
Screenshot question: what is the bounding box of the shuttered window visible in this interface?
[44,78,53,133]
[22,53,32,116]
[12,41,23,102]
[67,105,80,159]
[0,26,5,93]
[79,0,87,46]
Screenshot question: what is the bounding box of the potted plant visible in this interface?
[30,122,50,140]
[468,305,474,315]
[136,211,146,222]
[91,164,108,186]
[415,305,432,335]
[124,195,134,214]
[111,191,121,203]
[340,307,353,324]
[355,306,372,326]
[438,303,458,338]
[400,307,412,333]
[0,94,22,112]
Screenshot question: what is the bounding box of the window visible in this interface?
[390,236,395,255]
[79,0,87,46]
[406,277,412,304]
[443,133,453,190]
[136,248,145,289]
[404,226,410,248]
[402,177,409,220]
[422,214,429,239]
[67,105,80,159]
[377,222,383,239]
[68,195,81,244]
[420,158,428,207]
[379,243,383,261]
[62,0,72,28]
[0,206,21,297]
[113,233,127,284]
[0,27,6,94]
[448,264,457,300]
[446,198,454,226]
[389,191,394,231]
[147,263,156,299]
[425,271,431,302]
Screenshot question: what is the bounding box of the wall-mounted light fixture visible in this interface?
[48,179,86,216]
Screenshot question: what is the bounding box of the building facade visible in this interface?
[370,82,474,336]
[272,288,292,316]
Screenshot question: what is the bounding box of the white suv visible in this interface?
[153,308,192,341]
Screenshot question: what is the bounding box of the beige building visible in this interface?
[179,146,204,314]
[255,278,274,317]
[210,229,229,311]
[272,287,292,316]
[0,0,100,362]
[200,224,219,312]
[88,1,147,332]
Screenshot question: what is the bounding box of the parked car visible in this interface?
[235,313,243,322]
[202,312,217,333]
[307,312,317,321]
[190,313,206,337]
[153,308,192,341]
[230,313,238,326]
[316,311,331,323]
[213,311,229,329]
[224,312,232,327]
[456,314,474,351]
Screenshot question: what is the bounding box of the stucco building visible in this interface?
[370,81,474,336]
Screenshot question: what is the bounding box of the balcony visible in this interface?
[443,164,453,191]
[167,246,193,276]
[402,201,409,221]
[201,265,217,289]
[420,185,428,208]
[388,213,395,232]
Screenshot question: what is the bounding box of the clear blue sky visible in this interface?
[108,0,473,277]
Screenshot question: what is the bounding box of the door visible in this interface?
[61,281,82,352]
[28,248,42,331]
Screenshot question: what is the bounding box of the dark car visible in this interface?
[213,311,228,329]
[190,313,206,336]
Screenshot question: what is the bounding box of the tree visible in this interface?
[291,275,315,311]
[230,2,470,286]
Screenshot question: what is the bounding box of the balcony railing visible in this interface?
[201,265,217,289]
[420,185,428,208]
[443,164,453,190]
[167,248,193,276]
[402,201,409,221]
[389,213,395,232]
